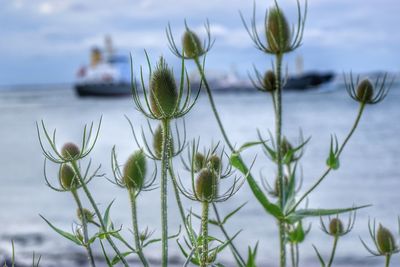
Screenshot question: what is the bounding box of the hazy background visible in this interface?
[1,0,400,85]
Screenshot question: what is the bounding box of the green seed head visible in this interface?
[61,142,80,160]
[123,150,147,190]
[153,124,174,158]
[194,152,206,172]
[281,137,294,162]
[150,58,178,118]
[377,224,397,254]
[356,79,374,103]
[329,218,344,236]
[196,169,218,202]
[263,71,276,92]
[266,7,291,53]
[182,30,204,59]
[208,154,222,173]
[59,164,78,190]
[77,208,95,222]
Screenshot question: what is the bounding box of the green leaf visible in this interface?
[222,202,247,225]
[111,252,133,265]
[237,140,267,153]
[99,240,113,267]
[312,245,325,266]
[40,215,82,245]
[103,200,115,229]
[230,153,283,219]
[246,242,258,267]
[285,205,371,223]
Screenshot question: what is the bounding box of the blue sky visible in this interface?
[0,0,399,85]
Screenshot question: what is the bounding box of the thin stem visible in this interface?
[161,119,171,267]
[200,202,209,267]
[385,254,391,267]
[169,160,195,244]
[290,243,295,267]
[128,188,149,267]
[274,53,286,267]
[71,190,96,267]
[289,102,366,214]
[212,203,246,266]
[295,243,299,267]
[70,161,129,267]
[327,235,339,267]
[194,58,234,152]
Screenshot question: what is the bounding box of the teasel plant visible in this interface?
[130,52,201,266]
[313,212,356,267]
[36,118,130,267]
[360,218,400,267]
[175,140,248,267]
[110,148,158,266]
[165,0,394,266]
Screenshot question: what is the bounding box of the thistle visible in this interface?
[345,72,392,104]
[240,0,307,55]
[360,219,400,266]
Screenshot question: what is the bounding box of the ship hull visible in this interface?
[75,83,131,97]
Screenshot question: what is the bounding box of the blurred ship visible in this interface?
[75,36,131,97]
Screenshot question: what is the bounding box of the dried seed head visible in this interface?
[196,169,217,202]
[59,164,78,190]
[77,208,95,222]
[208,154,221,173]
[123,150,147,190]
[266,7,291,54]
[194,152,206,172]
[150,57,178,118]
[182,30,203,59]
[153,124,174,158]
[377,224,397,254]
[61,142,80,160]
[329,218,344,236]
[263,71,276,92]
[356,79,374,103]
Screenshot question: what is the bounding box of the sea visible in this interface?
[0,83,399,267]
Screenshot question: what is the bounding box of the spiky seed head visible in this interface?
[77,208,95,222]
[377,224,397,254]
[266,7,291,54]
[281,137,294,162]
[150,57,178,118]
[196,169,218,202]
[208,154,221,173]
[194,152,206,172]
[356,79,374,103]
[59,164,78,190]
[263,71,276,92]
[123,150,147,190]
[61,142,80,160]
[329,218,344,236]
[153,124,174,158]
[182,30,204,59]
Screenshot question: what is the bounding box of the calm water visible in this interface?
[0,84,399,267]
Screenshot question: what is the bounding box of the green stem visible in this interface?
[327,235,339,267]
[289,102,366,214]
[290,243,295,267]
[194,58,234,152]
[212,203,246,266]
[385,254,391,267]
[274,53,286,267]
[128,188,149,267]
[161,119,171,267]
[70,161,129,267]
[200,202,209,267]
[295,243,299,267]
[71,190,96,267]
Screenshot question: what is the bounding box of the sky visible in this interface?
[0,0,399,85]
